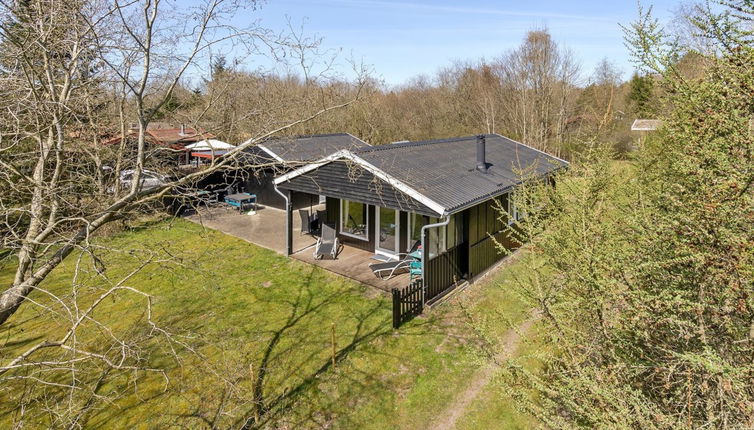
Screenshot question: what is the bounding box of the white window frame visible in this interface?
[508,191,524,225]
[340,199,369,241]
[375,206,400,257]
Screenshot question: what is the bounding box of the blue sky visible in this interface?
[231,0,683,86]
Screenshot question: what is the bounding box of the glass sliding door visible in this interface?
[376,206,399,256]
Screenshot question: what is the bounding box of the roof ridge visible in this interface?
[357,134,491,153]
[266,132,352,141]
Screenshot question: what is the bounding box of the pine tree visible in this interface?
[627,72,655,117]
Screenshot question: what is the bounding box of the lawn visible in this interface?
[0,218,539,429]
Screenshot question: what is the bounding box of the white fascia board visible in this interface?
[257,144,286,163]
[273,149,351,185]
[274,150,446,216]
[345,152,446,216]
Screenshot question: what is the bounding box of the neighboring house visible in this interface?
[273,134,567,300]
[102,124,216,165]
[630,119,662,150]
[630,119,662,131]
[241,133,370,210]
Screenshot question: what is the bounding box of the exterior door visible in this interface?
[375,206,399,257]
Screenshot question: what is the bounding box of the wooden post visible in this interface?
[250,363,260,424]
[330,323,337,369]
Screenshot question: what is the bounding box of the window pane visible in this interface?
[341,199,368,239]
[378,207,397,252]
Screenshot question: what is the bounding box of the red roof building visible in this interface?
[102,124,215,150]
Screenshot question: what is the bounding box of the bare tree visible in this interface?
[494,29,580,156]
[0,0,365,424]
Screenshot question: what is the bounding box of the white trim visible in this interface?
[491,133,570,165]
[256,144,286,163]
[375,206,400,256]
[273,150,446,216]
[348,152,446,216]
[273,150,350,184]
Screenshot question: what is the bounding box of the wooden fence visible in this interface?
[391,279,423,329]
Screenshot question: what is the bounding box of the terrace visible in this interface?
[185,205,411,292]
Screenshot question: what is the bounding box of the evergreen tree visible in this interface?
[627,72,655,117]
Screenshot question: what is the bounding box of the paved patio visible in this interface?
[185,205,317,255]
[185,204,412,292]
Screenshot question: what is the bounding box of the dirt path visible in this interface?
[431,311,540,430]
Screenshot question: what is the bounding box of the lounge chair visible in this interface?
[314,223,339,260]
[368,241,421,280]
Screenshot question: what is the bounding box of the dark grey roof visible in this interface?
[258,133,370,163]
[353,134,567,214]
[277,133,567,216]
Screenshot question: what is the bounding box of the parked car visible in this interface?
[106,169,167,193]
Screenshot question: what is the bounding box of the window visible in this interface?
[508,191,525,225]
[340,199,368,240]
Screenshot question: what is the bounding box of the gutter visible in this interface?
[273,183,292,255]
[420,215,450,305]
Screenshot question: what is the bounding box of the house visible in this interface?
[273,134,567,302]
[630,119,662,150]
[630,119,662,131]
[102,124,216,166]
[241,133,370,210]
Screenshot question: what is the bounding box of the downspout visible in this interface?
[273,184,292,255]
[420,215,450,305]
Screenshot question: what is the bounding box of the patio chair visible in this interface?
[315,210,327,232]
[314,223,339,260]
[299,209,311,235]
[409,260,422,281]
[368,241,421,280]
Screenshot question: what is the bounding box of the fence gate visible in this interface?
[391,279,423,329]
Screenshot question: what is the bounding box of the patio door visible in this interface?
[375,206,399,258]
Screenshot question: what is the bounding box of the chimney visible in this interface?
[179,123,186,136]
[476,134,487,173]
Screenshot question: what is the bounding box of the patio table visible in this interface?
[224,192,257,213]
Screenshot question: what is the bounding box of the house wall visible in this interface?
[466,193,522,279]
[245,169,318,210]
[423,192,523,301]
[281,161,439,217]
[321,192,521,298]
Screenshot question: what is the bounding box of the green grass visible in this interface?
[0,218,541,429]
